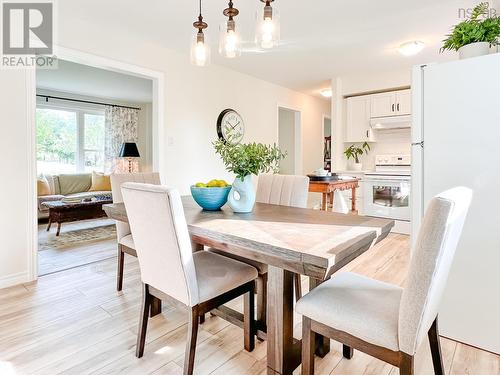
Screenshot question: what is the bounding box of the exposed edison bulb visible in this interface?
[191,32,211,67]
[219,22,241,58]
[195,42,207,63]
[255,4,280,49]
[261,17,275,49]
[225,30,238,57]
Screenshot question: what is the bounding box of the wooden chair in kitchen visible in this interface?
[210,173,309,330]
[121,183,258,374]
[110,172,161,291]
[297,187,472,375]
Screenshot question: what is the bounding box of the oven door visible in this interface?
[363,178,411,221]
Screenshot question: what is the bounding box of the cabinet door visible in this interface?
[396,89,412,115]
[345,96,372,143]
[370,92,396,118]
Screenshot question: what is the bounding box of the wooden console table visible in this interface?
[309,178,360,212]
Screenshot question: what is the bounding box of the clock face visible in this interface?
[217,109,245,144]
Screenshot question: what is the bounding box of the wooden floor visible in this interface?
[38,218,117,276]
[1,233,498,374]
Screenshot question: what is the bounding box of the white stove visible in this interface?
[364,154,411,224]
[365,154,411,179]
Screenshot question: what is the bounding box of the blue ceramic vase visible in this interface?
[227,175,256,213]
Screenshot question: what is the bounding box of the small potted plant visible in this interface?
[441,2,500,59]
[344,142,370,171]
[214,139,285,213]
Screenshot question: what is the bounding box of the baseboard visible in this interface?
[0,271,30,289]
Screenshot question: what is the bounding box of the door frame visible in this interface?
[27,45,165,281]
[277,104,302,175]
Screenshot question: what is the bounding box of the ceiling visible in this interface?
[58,0,481,97]
[37,60,153,103]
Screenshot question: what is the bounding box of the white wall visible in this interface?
[0,18,329,288]
[0,70,36,287]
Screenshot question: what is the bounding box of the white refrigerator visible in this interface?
[411,53,500,354]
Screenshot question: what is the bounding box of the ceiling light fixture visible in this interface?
[398,40,425,56]
[256,0,280,49]
[219,0,241,58]
[320,89,332,98]
[191,0,210,67]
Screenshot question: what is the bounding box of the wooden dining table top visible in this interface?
[103,196,394,280]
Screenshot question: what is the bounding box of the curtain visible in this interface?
[104,106,139,173]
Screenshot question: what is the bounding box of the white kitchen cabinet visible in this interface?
[370,92,396,118]
[395,89,411,115]
[345,96,375,143]
[370,89,412,118]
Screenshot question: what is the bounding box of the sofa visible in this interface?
[37,173,112,219]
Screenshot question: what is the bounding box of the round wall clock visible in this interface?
[217,108,245,144]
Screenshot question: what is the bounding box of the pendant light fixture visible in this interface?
[219,0,241,58]
[255,0,280,49]
[191,0,210,67]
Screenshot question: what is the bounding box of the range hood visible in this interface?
[370,115,411,130]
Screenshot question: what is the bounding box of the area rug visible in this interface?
[39,224,117,251]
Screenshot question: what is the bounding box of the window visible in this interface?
[36,105,105,174]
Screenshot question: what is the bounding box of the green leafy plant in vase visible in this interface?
[214,138,285,212]
[344,142,370,171]
[441,2,500,59]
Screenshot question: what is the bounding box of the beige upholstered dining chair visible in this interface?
[121,183,258,374]
[110,172,161,291]
[211,173,309,328]
[297,187,473,375]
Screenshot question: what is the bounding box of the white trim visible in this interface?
[27,45,165,282]
[410,64,425,248]
[26,68,38,282]
[0,271,31,289]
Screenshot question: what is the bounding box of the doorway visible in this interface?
[28,47,164,281]
[35,59,155,276]
[278,107,302,175]
[323,115,332,172]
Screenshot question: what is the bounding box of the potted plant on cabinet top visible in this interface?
[214,138,285,213]
[344,142,370,171]
[441,2,500,59]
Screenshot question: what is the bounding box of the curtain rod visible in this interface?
[36,94,142,111]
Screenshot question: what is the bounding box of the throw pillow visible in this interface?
[89,171,111,191]
[37,177,51,196]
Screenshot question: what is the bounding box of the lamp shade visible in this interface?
[119,142,140,158]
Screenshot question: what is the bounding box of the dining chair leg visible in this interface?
[301,316,315,375]
[136,284,151,358]
[428,317,444,375]
[184,306,200,375]
[294,274,302,301]
[199,314,205,324]
[243,282,256,352]
[256,273,267,340]
[343,344,354,359]
[399,353,415,375]
[116,245,125,292]
[150,296,162,317]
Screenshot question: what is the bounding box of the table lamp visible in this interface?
[119,142,140,173]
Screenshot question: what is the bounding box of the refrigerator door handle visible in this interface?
[411,141,424,148]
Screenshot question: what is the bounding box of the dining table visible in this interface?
[103,196,394,375]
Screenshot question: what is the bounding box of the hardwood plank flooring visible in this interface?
[1,233,498,374]
[38,218,117,276]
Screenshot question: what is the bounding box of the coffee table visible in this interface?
[43,200,113,236]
